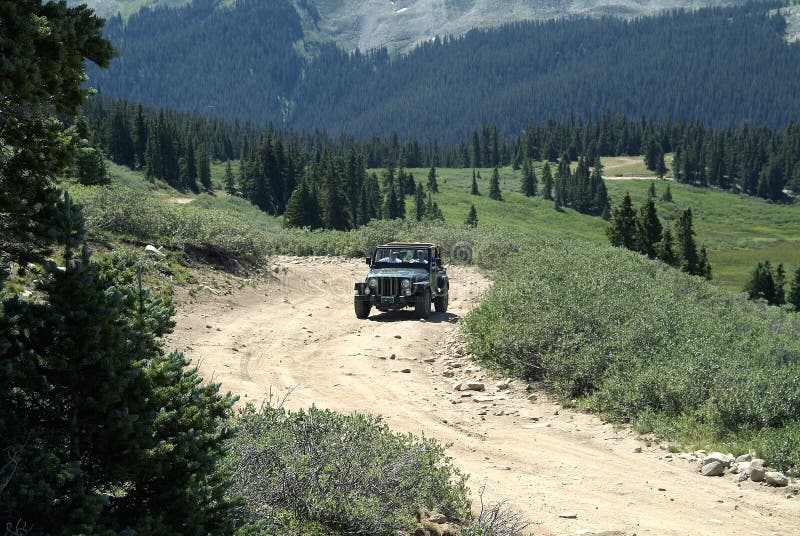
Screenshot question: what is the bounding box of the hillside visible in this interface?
[85,2,800,141]
[74,0,751,53]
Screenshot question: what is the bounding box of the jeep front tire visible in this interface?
[354,299,371,319]
[415,289,431,319]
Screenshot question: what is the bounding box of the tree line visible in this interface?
[743,261,800,310]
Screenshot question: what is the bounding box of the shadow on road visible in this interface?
[368,311,460,324]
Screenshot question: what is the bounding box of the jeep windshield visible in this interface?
[372,247,429,267]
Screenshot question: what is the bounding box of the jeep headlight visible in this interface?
[401,279,411,289]
[368,278,377,288]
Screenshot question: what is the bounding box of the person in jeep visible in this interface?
[412,250,428,263]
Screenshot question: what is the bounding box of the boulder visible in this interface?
[701,452,732,467]
[735,453,753,463]
[427,513,447,524]
[461,382,485,392]
[748,459,766,482]
[765,472,789,487]
[701,460,727,476]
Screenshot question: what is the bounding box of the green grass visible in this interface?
[394,164,800,291]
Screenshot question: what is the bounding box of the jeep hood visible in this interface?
[366,268,428,280]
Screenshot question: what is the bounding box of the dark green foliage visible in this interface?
[465,204,478,228]
[788,267,800,312]
[198,145,212,191]
[606,193,637,250]
[414,182,426,221]
[0,0,114,263]
[647,182,657,199]
[655,150,668,179]
[674,208,702,276]
[636,198,663,259]
[488,167,502,201]
[73,117,109,186]
[661,182,673,202]
[520,160,537,197]
[227,404,471,535]
[542,163,554,200]
[427,166,439,193]
[106,104,135,167]
[743,261,786,305]
[658,228,678,267]
[181,138,199,192]
[283,181,323,229]
[471,169,480,195]
[224,160,236,195]
[91,3,800,142]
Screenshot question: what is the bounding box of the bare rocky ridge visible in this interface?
[168,256,799,535]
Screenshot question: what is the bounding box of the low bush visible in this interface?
[226,404,471,535]
[463,237,800,469]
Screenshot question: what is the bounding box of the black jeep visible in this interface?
[354,243,449,319]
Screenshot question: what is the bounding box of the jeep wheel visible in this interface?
[434,290,449,313]
[415,289,431,319]
[354,299,371,319]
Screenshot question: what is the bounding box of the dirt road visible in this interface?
[168,257,798,536]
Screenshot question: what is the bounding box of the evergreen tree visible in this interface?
[197,145,212,191]
[181,138,199,192]
[521,160,537,197]
[648,182,657,198]
[744,261,778,304]
[427,166,439,193]
[224,160,236,195]
[489,167,502,201]
[284,181,323,229]
[465,204,478,227]
[0,5,237,529]
[636,197,663,258]
[606,193,637,249]
[674,208,701,275]
[661,183,673,202]
[381,178,401,220]
[106,103,135,167]
[542,163,554,200]
[471,169,480,195]
[73,117,109,186]
[788,267,800,311]
[655,150,668,179]
[414,182,426,221]
[133,103,147,169]
[775,263,786,305]
[658,228,679,267]
[698,246,713,280]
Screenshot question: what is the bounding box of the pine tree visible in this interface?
[471,169,480,195]
[648,182,657,198]
[655,150,668,179]
[744,261,777,304]
[775,263,786,305]
[224,160,236,195]
[658,228,679,267]
[698,246,713,280]
[465,204,478,227]
[606,193,637,250]
[106,104,135,167]
[489,167,502,201]
[521,160,537,197]
[133,103,147,169]
[661,183,673,202]
[415,182,426,221]
[674,208,700,275]
[181,138,199,192]
[382,178,401,220]
[542,163,554,200]
[427,166,439,193]
[788,267,800,311]
[284,181,323,229]
[197,145,212,191]
[636,197,663,258]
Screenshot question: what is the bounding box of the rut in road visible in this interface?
[168,256,800,536]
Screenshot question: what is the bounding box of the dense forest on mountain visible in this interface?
[87,2,800,141]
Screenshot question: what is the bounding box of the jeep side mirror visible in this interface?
[435,257,442,265]
[365,257,371,265]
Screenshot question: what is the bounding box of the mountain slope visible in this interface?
[86,2,800,140]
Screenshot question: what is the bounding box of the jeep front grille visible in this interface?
[377,277,399,297]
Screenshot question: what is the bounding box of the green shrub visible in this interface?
[226,404,471,535]
[463,236,800,469]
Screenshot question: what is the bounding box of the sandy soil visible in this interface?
[168,256,799,536]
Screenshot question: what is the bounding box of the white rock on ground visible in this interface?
[748,459,766,482]
[701,460,727,477]
[765,472,789,487]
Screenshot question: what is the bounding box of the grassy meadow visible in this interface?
[398,158,800,291]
